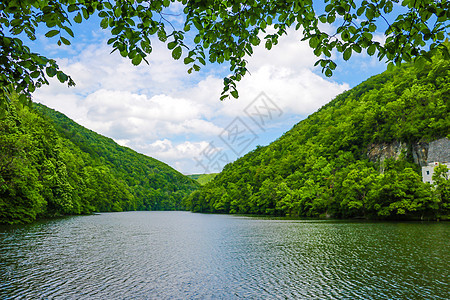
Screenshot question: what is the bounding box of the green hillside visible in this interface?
[184,55,450,220]
[187,173,218,185]
[0,98,199,224]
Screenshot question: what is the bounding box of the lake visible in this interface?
[0,211,448,299]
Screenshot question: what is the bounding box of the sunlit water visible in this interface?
[0,211,449,299]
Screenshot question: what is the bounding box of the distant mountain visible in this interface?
[187,173,218,185]
[184,53,450,220]
[0,99,199,224]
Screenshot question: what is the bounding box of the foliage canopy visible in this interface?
[1,0,449,102]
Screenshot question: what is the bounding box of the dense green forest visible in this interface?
[0,98,199,224]
[184,55,450,220]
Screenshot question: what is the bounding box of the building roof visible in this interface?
[427,138,450,163]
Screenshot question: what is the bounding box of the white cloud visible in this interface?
[67,89,221,141]
[218,65,348,118]
[84,90,199,122]
[142,139,210,160]
[133,139,213,174]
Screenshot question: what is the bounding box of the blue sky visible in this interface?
[30,6,388,174]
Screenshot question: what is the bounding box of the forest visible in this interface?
[0,98,199,224]
[184,54,450,220]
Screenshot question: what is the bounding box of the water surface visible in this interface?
[1,212,448,299]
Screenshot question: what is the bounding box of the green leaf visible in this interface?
[114,7,121,18]
[367,44,376,55]
[68,4,79,12]
[329,61,337,70]
[100,18,108,29]
[107,37,116,45]
[30,71,40,78]
[132,54,143,65]
[82,8,89,20]
[260,20,267,30]
[120,50,128,57]
[352,44,362,53]
[140,41,152,54]
[111,26,123,35]
[158,29,167,42]
[168,41,177,50]
[172,46,182,60]
[327,14,336,23]
[45,30,59,38]
[128,50,137,59]
[63,26,74,38]
[46,67,57,77]
[365,8,374,20]
[57,71,68,82]
[362,32,373,40]
[309,36,320,48]
[60,37,70,45]
[356,6,365,16]
[230,90,239,98]
[250,36,260,46]
[343,48,352,60]
[74,12,82,23]
[313,46,322,56]
[184,57,195,64]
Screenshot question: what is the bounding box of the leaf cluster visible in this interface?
[1,0,449,102]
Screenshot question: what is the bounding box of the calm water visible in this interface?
[0,212,448,299]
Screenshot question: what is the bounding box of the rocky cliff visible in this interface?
[367,138,450,171]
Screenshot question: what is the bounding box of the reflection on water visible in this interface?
[1,212,449,299]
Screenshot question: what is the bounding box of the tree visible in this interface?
[432,163,450,215]
[367,167,432,218]
[1,0,449,104]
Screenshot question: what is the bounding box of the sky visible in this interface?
[29,5,388,175]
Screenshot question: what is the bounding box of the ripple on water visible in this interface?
[0,212,449,299]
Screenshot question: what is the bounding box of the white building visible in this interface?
[422,162,450,184]
[421,138,450,184]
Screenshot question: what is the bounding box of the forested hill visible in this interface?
[0,99,199,224]
[184,55,450,220]
[187,173,218,185]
